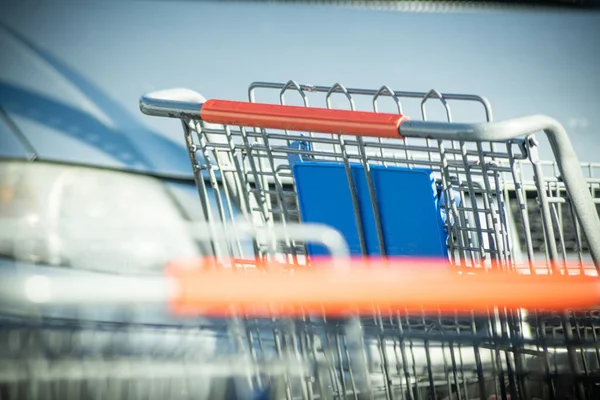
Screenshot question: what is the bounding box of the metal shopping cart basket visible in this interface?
[2,81,600,400]
[140,81,600,270]
[136,81,600,399]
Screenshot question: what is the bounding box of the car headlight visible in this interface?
[0,160,200,274]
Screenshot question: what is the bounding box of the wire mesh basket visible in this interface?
[2,80,600,400]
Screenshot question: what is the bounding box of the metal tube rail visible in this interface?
[227,222,351,260]
[247,81,494,122]
[139,90,600,268]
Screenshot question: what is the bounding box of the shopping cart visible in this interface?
[2,81,600,400]
[137,80,600,399]
[139,81,600,271]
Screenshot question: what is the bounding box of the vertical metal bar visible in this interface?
[587,310,600,381]
[571,314,590,381]
[221,123,256,255]
[197,130,235,261]
[273,81,313,262]
[404,312,423,400]
[453,312,469,400]
[487,308,506,400]
[341,335,360,399]
[356,135,387,257]
[271,318,293,400]
[508,143,537,272]
[491,163,513,268]
[205,129,240,259]
[423,339,438,400]
[256,126,300,264]
[182,120,220,258]
[447,340,462,400]
[502,311,522,400]
[392,338,407,399]
[395,313,416,400]
[237,126,270,258]
[437,315,453,400]
[372,85,405,166]
[528,139,560,272]
[334,332,348,398]
[512,308,531,400]
[537,311,558,400]
[324,327,341,397]
[325,83,368,257]
[560,311,587,400]
[455,189,478,268]
[438,145,465,263]
[469,309,489,400]
[421,91,469,266]
[475,151,505,268]
[568,202,586,272]
[551,203,569,270]
[244,326,264,391]
[298,316,316,400]
[375,313,394,400]
[247,82,274,232]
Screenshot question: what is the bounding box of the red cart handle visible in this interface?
[200,99,409,138]
[167,258,600,317]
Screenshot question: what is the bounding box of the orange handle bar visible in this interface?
[167,258,600,316]
[200,99,409,138]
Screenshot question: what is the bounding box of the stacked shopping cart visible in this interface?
[2,80,600,399]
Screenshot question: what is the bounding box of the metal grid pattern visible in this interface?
[2,81,599,400]
[3,306,600,399]
[164,81,600,398]
[511,160,600,260]
[185,81,597,271]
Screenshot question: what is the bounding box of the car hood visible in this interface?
[0,23,194,179]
